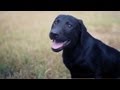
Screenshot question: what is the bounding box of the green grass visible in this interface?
[0,11,120,79]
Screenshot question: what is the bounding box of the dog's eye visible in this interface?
[68,24,72,28]
[54,19,60,25]
[66,22,72,28]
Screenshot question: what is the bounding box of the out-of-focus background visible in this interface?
[0,11,120,79]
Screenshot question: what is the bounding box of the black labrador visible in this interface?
[49,14,120,78]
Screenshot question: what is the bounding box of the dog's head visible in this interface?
[49,15,87,52]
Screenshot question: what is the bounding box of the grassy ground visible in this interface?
[0,11,120,79]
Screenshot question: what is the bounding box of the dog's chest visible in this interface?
[63,56,94,73]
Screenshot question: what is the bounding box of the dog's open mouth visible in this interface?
[51,40,71,52]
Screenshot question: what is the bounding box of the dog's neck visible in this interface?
[62,31,94,64]
[62,32,95,72]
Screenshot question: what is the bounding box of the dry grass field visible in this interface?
[0,11,120,79]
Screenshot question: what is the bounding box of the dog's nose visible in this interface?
[50,32,59,39]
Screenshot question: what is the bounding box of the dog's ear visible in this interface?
[77,19,87,38]
[78,19,87,32]
[77,19,88,46]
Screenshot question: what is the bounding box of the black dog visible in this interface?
[49,14,120,78]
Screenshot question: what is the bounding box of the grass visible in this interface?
[0,11,120,79]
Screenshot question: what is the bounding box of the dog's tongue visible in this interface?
[52,40,64,49]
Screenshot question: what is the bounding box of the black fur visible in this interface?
[49,15,120,78]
